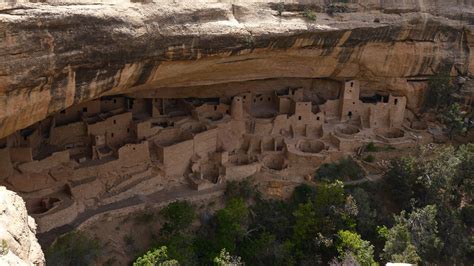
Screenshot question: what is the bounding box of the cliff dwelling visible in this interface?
[0,79,430,234]
[0,0,473,265]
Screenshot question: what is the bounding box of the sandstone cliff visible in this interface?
[0,186,45,265]
[0,0,473,138]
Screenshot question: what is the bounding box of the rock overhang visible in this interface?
[0,0,472,139]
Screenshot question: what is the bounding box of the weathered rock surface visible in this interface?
[0,186,45,266]
[0,0,473,138]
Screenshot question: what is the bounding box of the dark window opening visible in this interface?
[24,136,28,141]
[82,107,88,113]
[214,106,217,111]
[360,94,389,104]
[111,133,114,138]
[127,128,130,133]
[348,111,353,118]
[133,147,136,150]
[60,110,66,114]
[113,99,117,104]
[317,117,320,121]
[268,97,271,101]
[394,99,398,105]
[226,110,230,114]
[351,82,354,87]
[243,95,246,99]
[298,116,302,120]
[127,98,134,109]
[113,120,116,125]
[353,102,356,105]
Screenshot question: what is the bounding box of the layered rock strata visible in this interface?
[0,0,473,138]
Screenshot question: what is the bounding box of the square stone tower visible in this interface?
[340,80,360,122]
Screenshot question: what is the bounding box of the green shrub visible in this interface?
[440,103,467,138]
[134,210,155,224]
[225,177,257,201]
[160,201,195,235]
[363,155,375,163]
[303,8,317,21]
[46,231,101,266]
[424,73,456,110]
[365,142,395,152]
[336,230,376,266]
[134,246,178,266]
[213,248,242,266]
[365,142,377,152]
[461,204,474,227]
[315,158,365,181]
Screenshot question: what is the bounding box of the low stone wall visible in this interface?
[77,185,225,232]
[287,146,326,167]
[18,150,70,174]
[35,199,83,233]
[225,163,261,181]
[9,147,33,163]
[329,133,364,152]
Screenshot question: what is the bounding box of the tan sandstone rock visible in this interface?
[0,0,472,138]
[0,186,45,266]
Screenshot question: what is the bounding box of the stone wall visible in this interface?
[193,128,218,158]
[55,100,100,126]
[158,139,194,176]
[18,150,70,174]
[87,112,132,147]
[117,141,150,166]
[50,121,87,147]
[9,147,33,163]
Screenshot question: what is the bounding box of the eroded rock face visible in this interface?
[0,186,45,266]
[0,0,473,138]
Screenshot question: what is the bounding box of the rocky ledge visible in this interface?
[0,186,45,265]
[0,0,473,138]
